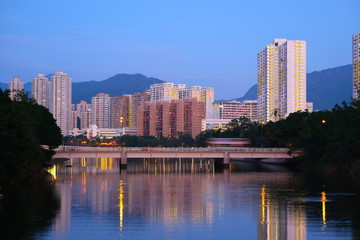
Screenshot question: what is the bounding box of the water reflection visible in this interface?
[40,158,360,239]
[0,177,60,240]
[321,191,327,231]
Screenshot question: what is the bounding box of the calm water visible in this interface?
[1,158,360,240]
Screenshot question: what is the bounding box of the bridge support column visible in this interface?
[223,152,230,169]
[121,152,127,169]
[214,152,230,172]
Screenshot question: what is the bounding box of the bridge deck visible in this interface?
[53,147,300,164]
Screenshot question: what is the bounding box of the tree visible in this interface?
[0,90,62,181]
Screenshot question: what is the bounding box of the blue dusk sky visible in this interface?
[0,0,359,99]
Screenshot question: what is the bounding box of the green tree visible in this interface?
[0,90,62,181]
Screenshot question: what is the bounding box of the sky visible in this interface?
[0,0,359,100]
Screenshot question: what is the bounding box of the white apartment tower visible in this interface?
[91,93,111,128]
[8,76,24,100]
[150,83,186,102]
[50,71,72,135]
[353,33,360,99]
[257,39,306,122]
[32,73,51,108]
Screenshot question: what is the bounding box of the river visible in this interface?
[1,158,360,239]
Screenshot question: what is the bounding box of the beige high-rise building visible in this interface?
[32,73,50,108]
[8,76,24,100]
[50,71,72,135]
[353,32,360,99]
[258,39,306,122]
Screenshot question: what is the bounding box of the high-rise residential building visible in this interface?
[353,32,360,99]
[212,100,258,121]
[257,39,306,122]
[179,86,202,100]
[8,76,24,100]
[111,95,134,128]
[131,91,150,127]
[91,93,111,128]
[121,95,133,127]
[183,98,205,137]
[110,96,123,128]
[50,71,72,135]
[150,83,214,118]
[137,98,205,138]
[201,87,215,118]
[73,100,92,130]
[150,83,186,102]
[32,73,50,108]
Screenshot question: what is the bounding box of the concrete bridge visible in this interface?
[53,146,301,168]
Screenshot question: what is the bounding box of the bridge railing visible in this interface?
[55,146,291,153]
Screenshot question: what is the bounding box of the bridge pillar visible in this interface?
[214,152,230,172]
[121,151,127,169]
[223,152,230,169]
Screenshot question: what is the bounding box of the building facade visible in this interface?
[8,76,24,100]
[212,100,258,121]
[111,94,134,128]
[150,83,214,119]
[73,100,91,130]
[50,71,72,135]
[91,93,111,128]
[257,39,306,122]
[32,73,51,108]
[150,83,185,102]
[353,32,360,99]
[131,91,150,127]
[137,98,205,138]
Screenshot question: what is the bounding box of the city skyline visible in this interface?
[0,0,359,100]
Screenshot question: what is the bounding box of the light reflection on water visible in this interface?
[40,158,360,240]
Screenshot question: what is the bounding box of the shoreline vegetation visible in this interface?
[0,89,62,184]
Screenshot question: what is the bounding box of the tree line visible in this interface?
[0,90,62,182]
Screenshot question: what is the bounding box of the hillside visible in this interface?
[71,73,164,103]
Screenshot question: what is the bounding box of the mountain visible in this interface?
[232,64,353,111]
[306,64,352,110]
[1,73,164,103]
[72,73,164,103]
[233,84,257,102]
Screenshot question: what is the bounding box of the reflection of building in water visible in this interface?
[127,158,215,174]
[52,158,121,235]
[52,158,312,238]
[258,185,307,240]
[53,181,72,237]
[125,172,218,229]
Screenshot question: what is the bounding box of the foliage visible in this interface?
[261,99,360,165]
[0,90,62,180]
